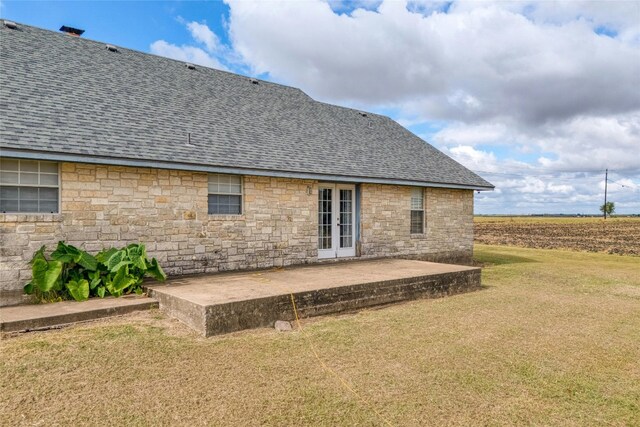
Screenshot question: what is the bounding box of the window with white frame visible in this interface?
[208,173,242,215]
[0,158,59,213]
[410,187,424,234]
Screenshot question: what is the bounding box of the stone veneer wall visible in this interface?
[359,184,474,263]
[0,163,317,305]
[0,162,475,306]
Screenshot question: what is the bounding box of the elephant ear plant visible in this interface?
[24,241,166,302]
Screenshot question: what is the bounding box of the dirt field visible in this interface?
[475,217,640,256]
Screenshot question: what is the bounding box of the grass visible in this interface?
[2,245,639,426]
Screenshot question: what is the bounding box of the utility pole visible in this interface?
[603,169,608,220]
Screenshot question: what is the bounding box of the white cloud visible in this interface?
[472,168,640,214]
[186,21,221,52]
[533,113,640,172]
[150,40,227,70]
[444,144,638,214]
[432,112,640,176]
[547,183,574,194]
[446,145,499,171]
[433,123,512,146]
[225,0,640,125]
[448,0,640,42]
[150,19,239,71]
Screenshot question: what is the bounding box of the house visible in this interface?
[0,21,493,306]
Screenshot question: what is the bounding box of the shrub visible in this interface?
[24,241,166,302]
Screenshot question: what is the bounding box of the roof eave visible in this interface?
[1,148,495,191]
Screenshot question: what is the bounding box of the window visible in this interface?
[410,187,424,234]
[208,174,242,215]
[0,158,59,213]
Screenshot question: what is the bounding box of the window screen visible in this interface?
[0,159,59,213]
[410,187,424,234]
[208,174,242,215]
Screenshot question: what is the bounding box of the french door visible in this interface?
[318,184,356,259]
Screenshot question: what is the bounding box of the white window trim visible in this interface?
[410,187,425,235]
[0,159,61,214]
[207,173,244,216]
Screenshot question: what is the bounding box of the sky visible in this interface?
[2,0,639,215]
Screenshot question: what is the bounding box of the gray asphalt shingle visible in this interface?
[0,22,493,189]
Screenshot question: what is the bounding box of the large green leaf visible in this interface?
[111,266,136,292]
[66,279,89,301]
[127,244,148,270]
[51,241,97,271]
[88,271,102,290]
[111,260,132,273]
[32,258,63,292]
[127,243,144,252]
[96,247,118,264]
[106,250,129,272]
[96,286,106,298]
[105,280,122,298]
[145,258,167,281]
[50,241,81,263]
[77,251,97,271]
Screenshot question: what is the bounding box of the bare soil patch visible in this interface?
[475,218,640,255]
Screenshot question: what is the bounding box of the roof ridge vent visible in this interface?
[4,20,18,30]
[105,44,118,52]
[185,63,196,70]
[60,25,84,36]
[250,78,259,85]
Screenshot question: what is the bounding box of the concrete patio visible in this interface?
[0,295,158,333]
[147,259,481,336]
[0,260,481,336]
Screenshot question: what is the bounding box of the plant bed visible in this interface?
[24,241,166,302]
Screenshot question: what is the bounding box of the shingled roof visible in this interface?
[0,21,493,190]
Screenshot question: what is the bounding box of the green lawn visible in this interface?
[2,245,639,426]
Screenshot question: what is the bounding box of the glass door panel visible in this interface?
[339,189,353,248]
[318,187,332,250]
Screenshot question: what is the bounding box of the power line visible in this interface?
[473,169,639,182]
[606,178,634,189]
[474,169,624,176]
[473,168,640,199]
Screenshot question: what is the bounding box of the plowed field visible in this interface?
[474,217,640,256]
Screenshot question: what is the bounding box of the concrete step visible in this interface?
[0,295,158,333]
